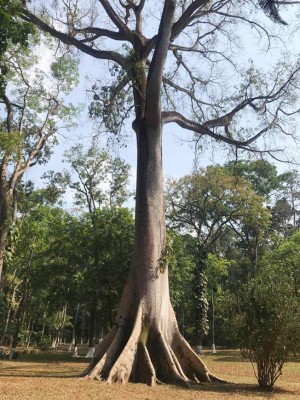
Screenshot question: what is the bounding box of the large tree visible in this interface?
[165,165,270,349]
[19,0,300,385]
[62,140,131,355]
[0,31,79,287]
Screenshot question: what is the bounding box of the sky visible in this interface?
[22,2,300,210]
[23,51,227,209]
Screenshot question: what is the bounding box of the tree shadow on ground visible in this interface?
[212,355,248,363]
[0,358,88,379]
[206,351,300,364]
[189,382,296,397]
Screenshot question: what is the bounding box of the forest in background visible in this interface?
[1,157,299,355]
[1,0,300,390]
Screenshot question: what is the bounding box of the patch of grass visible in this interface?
[0,349,299,400]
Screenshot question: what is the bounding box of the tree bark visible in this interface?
[83,120,221,385]
[0,159,9,289]
[81,0,221,385]
[85,299,96,358]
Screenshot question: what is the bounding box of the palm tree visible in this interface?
[258,0,287,24]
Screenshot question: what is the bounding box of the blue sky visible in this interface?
[22,3,300,210]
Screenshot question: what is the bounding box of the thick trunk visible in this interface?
[84,122,221,385]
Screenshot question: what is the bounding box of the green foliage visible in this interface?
[50,55,79,94]
[168,232,195,334]
[205,254,229,292]
[166,165,270,246]
[0,1,34,51]
[166,163,271,284]
[63,139,131,210]
[0,131,22,157]
[89,63,133,136]
[1,31,80,164]
[225,159,283,199]
[0,0,35,95]
[0,291,8,329]
[220,273,299,390]
[192,252,209,340]
[270,198,294,236]
[1,198,135,344]
[262,231,300,297]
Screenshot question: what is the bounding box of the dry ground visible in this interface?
[0,348,299,400]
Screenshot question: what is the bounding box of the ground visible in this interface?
[0,348,299,400]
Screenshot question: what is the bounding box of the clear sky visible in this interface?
[22,3,300,210]
[24,52,226,208]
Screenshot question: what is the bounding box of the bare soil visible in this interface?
[0,348,299,400]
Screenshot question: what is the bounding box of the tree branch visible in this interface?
[1,94,14,132]
[145,0,176,126]
[74,27,130,42]
[171,0,211,41]
[98,0,132,36]
[162,110,276,148]
[21,9,127,67]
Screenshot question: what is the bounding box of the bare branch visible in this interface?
[1,95,14,132]
[21,9,127,67]
[162,110,277,148]
[74,27,130,42]
[171,0,211,41]
[99,0,132,35]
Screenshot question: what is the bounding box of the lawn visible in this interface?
[0,348,299,400]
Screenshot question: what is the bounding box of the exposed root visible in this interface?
[157,328,190,387]
[169,346,189,381]
[81,326,117,377]
[207,372,228,383]
[172,331,226,383]
[88,324,127,380]
[137,342,157,386]
[82,303,225,386]
[106,306,143,384]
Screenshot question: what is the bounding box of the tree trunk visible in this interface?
[83,121,220,385]
[26,318,33,347]
[69,303,80,352]
[85,299,96,358]
[10,290,26,355]
[0,169,9,290]
[211,290,216,354]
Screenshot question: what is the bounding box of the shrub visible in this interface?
[220,275,299,390]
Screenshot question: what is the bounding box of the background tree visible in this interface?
[0,180,135,354]
[0,31,79,287]
[0,0,34,94]
[272,170,300,233]
[166,164,269,350]
[18,0,300,385]
[225,160,284,200]
[225,160,300,239]
[58,140,131,356]
[63,140,131,210]
[205,254,229,353]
